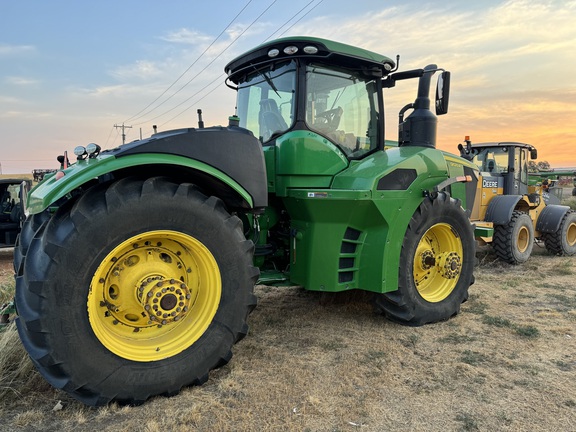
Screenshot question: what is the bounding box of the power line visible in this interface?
[157,73,226,129]
[123,1,254,125]
[113,0,325,137]
[132,0,279,127]
[156,0,325,129]
[264,0,320,42]
[104,125,116,147]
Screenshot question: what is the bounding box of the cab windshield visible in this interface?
[473,148,509,176]
[234,60,380,159]
[236,61,296,143]
[306,64,380,158]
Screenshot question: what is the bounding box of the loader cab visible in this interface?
[467,142,535,196]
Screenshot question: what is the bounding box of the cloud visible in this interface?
[0,110,53,119]
[0,43,35,56]
[109,60,165,81]
[160,28,213,45]
[5,76,40,86]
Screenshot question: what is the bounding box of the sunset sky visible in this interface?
[1,0,575,174]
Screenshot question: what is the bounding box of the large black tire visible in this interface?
[13,210,51,275]
[374,192,475,326]
[15,177,258,406]
[572,187,576,197]
[493,211,534,264]
[542,210,576,256]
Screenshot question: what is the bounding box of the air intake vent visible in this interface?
[338,227,362,285]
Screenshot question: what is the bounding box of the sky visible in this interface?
[1,0,575,174]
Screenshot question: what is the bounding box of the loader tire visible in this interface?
[15,177,258,406]
[373,192,475,326]
[493,211,534,264]
[13,210,51,275]
[543,210,576,256]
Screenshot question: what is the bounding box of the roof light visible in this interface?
[86,143,101,157]
[74,146,86,158]
[268,48,280,58]
[303,45,318,54]
[283,45,298,55]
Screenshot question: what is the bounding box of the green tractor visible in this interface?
[14,37,479,406]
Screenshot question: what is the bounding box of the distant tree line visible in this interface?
[528,161,551,172]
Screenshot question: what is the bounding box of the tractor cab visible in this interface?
[225,38,390,163]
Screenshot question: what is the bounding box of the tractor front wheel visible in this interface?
[493,211,534,264]
[15,177,258,406]
[13,210,51,275]
[374,192,475,326]
[543,210,576,256]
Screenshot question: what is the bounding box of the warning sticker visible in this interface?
[307,192,328,198]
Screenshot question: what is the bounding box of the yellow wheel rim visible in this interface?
[567,221,576,247]
[517,225,530,253]
[413,223,463,303]
[87,230,221,362]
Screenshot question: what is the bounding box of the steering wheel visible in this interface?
[315,106,343,131]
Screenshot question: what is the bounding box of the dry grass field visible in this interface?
[1,195,575,431]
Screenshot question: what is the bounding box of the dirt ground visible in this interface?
[1,198,575,431]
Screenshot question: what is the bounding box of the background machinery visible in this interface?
[15,37,479,406]
[0,178,31,248]
[528,169,576,200]
[459,138,576,264]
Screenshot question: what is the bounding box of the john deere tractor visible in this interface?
[15,37,479,406]
[459,138,576,264]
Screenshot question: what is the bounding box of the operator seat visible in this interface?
[487,160,496,173]
[259,99,288,142]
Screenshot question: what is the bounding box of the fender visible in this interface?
[484,195,522,225]
[26,125,268,216]
[536,205,571,233]
[26,154,257,215]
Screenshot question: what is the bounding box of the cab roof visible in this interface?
[225,36,396,83]
[470,141,536,151]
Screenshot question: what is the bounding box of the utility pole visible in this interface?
[114,123,132,145]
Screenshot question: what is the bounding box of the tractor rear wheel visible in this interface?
[15,177,258,406]
[543,210,576,256]
[493,211,534,264]
[374,192,475,326]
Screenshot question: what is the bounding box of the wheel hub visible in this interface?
[437,252,461,279]
[139,278,193,326]
[420,250,436,270]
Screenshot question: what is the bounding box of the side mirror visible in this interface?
[435,71,451,115]
[530,148,538,159]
